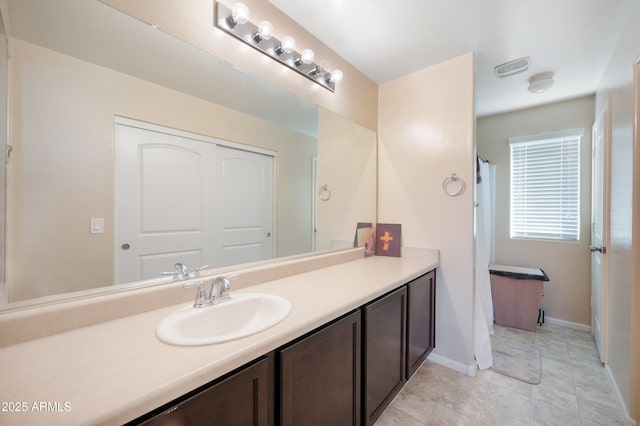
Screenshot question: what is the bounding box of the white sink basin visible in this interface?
[156,293,292,346]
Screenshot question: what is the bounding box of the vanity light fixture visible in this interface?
[215,1,342,92]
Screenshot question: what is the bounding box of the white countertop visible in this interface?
[0,254,436,425]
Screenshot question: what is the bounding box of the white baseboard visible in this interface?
[544,316,591,332]
[427,351,476,376]
[604,365,637,426]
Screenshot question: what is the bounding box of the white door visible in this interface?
[115,119,274,284]
[591,102,611,363]
[215,145,274,266]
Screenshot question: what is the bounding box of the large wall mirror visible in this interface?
[0,0,377,311]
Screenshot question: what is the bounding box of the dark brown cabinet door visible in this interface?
[138,355,273,426]
[363,286,407,426]
[279,311,361,426]
[406,270,436,379]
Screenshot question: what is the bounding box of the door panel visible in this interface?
[591,102,611,363]
[139,145,203,233]
[116,121,275,284]
[115,124,217,284]
[280,311,361,426]
[363,287,406,425]
[407,271,436,378]
[217,145,274,266]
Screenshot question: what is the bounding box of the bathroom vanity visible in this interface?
[134,270,436,426]
[0,249,437,425]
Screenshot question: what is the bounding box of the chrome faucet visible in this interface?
[161,263,209,280]
[175,263,188,279]
[183,274,239,308]
[210,276,232,304]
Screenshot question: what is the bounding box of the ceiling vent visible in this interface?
[494,57,531,78]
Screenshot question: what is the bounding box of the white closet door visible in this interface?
[115,124,217,284]
[115,121,274,284]
[215,145,274,267]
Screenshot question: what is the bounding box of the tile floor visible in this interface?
[375,323,626,425]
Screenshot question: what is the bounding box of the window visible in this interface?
[509,129,583,241]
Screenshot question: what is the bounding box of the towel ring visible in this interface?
[318,184,331,201]
[442,173,465,196]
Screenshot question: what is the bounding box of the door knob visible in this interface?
[590,246,606,254]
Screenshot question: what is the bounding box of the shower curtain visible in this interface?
[475,158,496,370]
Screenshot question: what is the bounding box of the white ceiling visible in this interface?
[269,0,632,117]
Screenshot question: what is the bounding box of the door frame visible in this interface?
[591,102,611,363]
[631,58,640,419]
[113,116,277,281]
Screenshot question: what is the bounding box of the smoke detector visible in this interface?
[494,57,531,78]
[528,72,555,93]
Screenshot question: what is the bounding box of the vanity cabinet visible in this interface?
[135,355,273,426]
[406,270,436,378]
[279,310,361,426]
[129,269,436,426]
[363,286,407,426]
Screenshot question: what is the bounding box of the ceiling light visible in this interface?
[276,36,296,55]
[253,20,273,42]
[215,1,340,92]
[227,2,250,27]
[494,57,530,78]
[328,70,343,84]
[528,72,554,93]
[295,49,315,66]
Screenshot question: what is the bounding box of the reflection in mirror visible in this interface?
[0,5,7,303]
[0,0,377,311]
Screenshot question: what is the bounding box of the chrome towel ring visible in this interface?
[442,173,466,196]
[318,184,331,201]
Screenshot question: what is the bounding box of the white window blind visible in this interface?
[509,129,583,241]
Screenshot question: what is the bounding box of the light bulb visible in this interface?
[230,2,250,26]
[301,49,315,64]
[276,36,296,55]
[328,69,343,83]
[253,20,273,42]
[295,49,315,66]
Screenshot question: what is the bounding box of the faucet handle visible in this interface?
[221,273,240,293]
[184,281,209,308]
[192,265,210,278]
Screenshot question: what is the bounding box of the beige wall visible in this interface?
[100,0,378,132]
[477,96,595,326]
[8,39,317,301]
[316,108,377,250]
[378,53,476,371]
[594,0,640,419]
